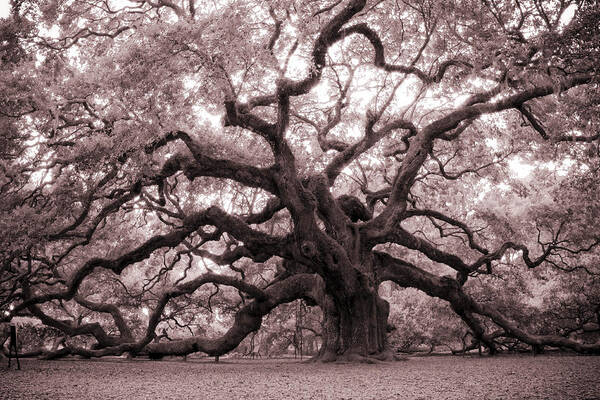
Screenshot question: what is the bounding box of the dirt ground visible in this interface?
[1,354,599,399]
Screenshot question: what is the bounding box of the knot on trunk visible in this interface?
[300,241,318,258]
[336,195,372,222]
[440,275,460,288]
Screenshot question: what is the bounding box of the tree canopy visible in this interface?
[1,0,599,361]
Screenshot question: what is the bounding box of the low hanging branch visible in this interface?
[145,274,322,358]
[8,206,290,320]
[377,251,600,354]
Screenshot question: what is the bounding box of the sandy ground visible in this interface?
[1,354,599,399]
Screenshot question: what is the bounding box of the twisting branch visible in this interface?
[324,115,417,184]
[74,295,133,340]
[243,198,285,225]
[313,0,344,17]
[519,104,600,143]
[450,306,498,354]
[45,273,281,358]
[425,149,510,181]
[337,23,473,84]
[226,0,369,134]
[23,293,122,349]
[148,131,278,193]
[315,66,356,153]
[39,26,132,50]
[426,73,595,138]
[267,7,283,54]
[48,166,119,239]
[404,209,489,255]
[144,274,322,358]
[380,119,419,157]
[382,226,471,274]
[377,251,600,354]
[518,104,549,139]
[470,235,600,274]
[8,206,290,319]
[283,0,367,97]
[364,71,596,237]
[223,101,278,147]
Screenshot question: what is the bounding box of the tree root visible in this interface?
[309,349,408,363]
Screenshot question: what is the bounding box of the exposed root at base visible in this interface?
[308,350,409,363]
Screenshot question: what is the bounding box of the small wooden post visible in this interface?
[8,324,20,370]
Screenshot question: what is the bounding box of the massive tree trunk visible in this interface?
[317,289,391,362]
[303,241,394,362]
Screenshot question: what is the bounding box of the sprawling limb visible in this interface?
[337,23,472,84]
[147,130,278,194]
[74,295,133,341]
[22,272,308,358]
[324,117,417,184]
[24,300,123,349]
[518,103,600,142]
[145,274,321,357]
[382,226,472,274]
[377,251,600,354]
[362,72,596,244]
[379,216,599,283]
[7,206,290,319]
[404,209,489,254]
[450,306,498,354]
[16,129,279,270]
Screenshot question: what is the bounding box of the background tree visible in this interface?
[1,0,599,362]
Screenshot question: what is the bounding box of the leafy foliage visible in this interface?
[1,0,599,360]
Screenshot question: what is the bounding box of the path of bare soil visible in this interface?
[1,354,599,399]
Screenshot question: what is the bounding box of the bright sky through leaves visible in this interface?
[0,1,9,19]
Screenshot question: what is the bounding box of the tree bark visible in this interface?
[315,283,392,362]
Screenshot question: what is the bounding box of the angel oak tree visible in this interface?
[1,0,600,362]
